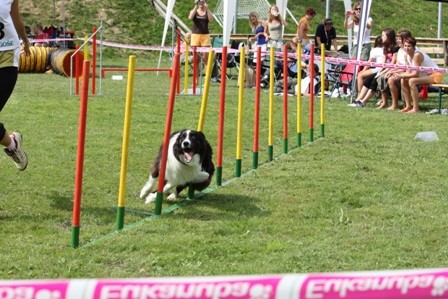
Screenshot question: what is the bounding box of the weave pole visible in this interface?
[192,48,198,95]
[189,49,214,198]
[282,45,288,154]
[71,60,91,248]
[75,45,80,95]
[252,46,261,169]
[197,49,215,132]
[91,27,97,95]
[216,46,228,186]
[176,29,181,95]
[296,44,303,147]
[268,46,275,161]
[235,46,245,178]
[309,44,315,143]
[183,43,190,94]
[154,53,181,215]
[320,44,325,138]
[116,55,136,231]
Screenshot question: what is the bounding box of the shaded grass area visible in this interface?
[1,57,448,278]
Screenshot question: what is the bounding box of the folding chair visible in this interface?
[212,37,239,80]
[326,63,355,99]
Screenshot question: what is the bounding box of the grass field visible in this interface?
[1,55,448,279]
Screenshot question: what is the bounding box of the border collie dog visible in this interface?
[140,129,215,203]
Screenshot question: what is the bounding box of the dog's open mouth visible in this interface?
[183,150,193,163]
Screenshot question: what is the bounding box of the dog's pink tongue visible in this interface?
[184,152,192,162]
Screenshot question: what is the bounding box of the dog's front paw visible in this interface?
[140,186,150,199]
[166,193,178,202]
[145,193,157,204]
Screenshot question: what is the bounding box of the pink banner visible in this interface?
[0,281,69,299]
[299,270,448,299]
[93,276,283,299]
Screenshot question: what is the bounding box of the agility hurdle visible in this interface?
[70,25,103,97]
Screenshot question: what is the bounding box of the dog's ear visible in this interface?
[197,130,206,139]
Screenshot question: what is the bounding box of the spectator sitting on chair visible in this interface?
[352,29,396,108]
[397,36,442,114]
[383,30,412,110]
[33,23,49,47]
[348,35,384,107]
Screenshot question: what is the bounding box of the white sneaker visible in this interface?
[347,101,365,108]
[4,132,28,171]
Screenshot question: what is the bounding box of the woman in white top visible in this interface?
[349,36,384,107]
[396,36,442,113]
[0,0,30,170]
[263,5,286,50]
[344,1,373,61]
[383,30,412,110]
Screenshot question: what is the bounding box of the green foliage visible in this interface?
[1,56,448,278]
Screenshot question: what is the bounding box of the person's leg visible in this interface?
[0,64,28,170]
[0,66,18,148]
[357,70,371,95]
[360,89,375,105]
[361,44,371,61]
[0,123,11,147]
[379,91,389,108]
[400,78,412,112]
[388,76,400,110]
[408,76,435,113]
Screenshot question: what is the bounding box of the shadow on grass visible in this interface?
[166,193,271,221]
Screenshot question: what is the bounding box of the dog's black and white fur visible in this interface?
[140,129,215,203]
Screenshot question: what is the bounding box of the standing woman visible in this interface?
[344,1,373,61]
[248,12,267,62]
[297,7,317,54]
[264,4,287,50]
[0,0,30,170]
[188,0,214,68]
